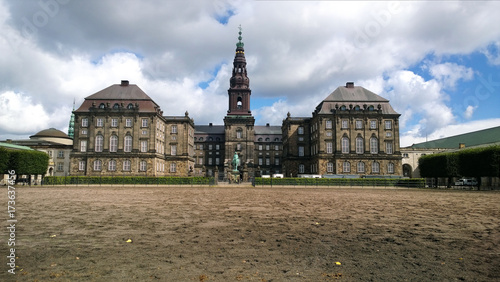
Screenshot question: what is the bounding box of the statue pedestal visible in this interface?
[230,170,240,184]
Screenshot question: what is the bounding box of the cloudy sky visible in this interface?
[1,0,500,147]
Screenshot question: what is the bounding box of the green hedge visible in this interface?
[7,150,49,175]
[0,148,9,174]
[42,176,214,186]
[254,177,425,188]
[419,145,500,178]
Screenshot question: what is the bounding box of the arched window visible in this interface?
[327,162,334,173]
[95,135,103,152]
[113,103,120,109]
[357,162,365,173]
[124,136,132,152]
[127,103,134,109]
[237,97,243,109]
[236,129,242,139]
[99,103,105,109]
[258,138,263,141]
[109,135,118,152]
[265,138,270,142]
[372,162,380,173]
[341,137,349,153]
[139,161,147,171]
[356,137,364,154]
[370,137,378,154]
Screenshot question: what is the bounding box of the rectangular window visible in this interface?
[96,118,103,127]
[57,150,64,158]
[237,131,242,138]
[123,160,131,171]
[141,140,148,152]
[108,160,116,171]
[209,144,213,150]
[216,158,220,165]
[266,145,270,151]
[94,160,102,171]
[111,118,118,127]
[258,158,263,166]
[326,142,333,154]
[372,162,380,173]
[140,161,147,171]
[386,142,393,154]
[298,126,304,135]
[142,118,148,127]
[326,120,332,129]
[80,140,87,152]
[78,161,85,171]
[259,145,263,151]
[125,118,132,127]
[171,125,177,134]
[299,164,305,174]
[236,143,242,151]
[81,118,88,127]
[109,136,118,152]
[142,130,147,135]
[327,162,334,173]
[385,120,392,130]
[357,162,365,173]
[298,146,304,157]
[216,144,220,150]
[266,158,270,166]
[170,163,176,172]
[275,145,279,151]
[208,158,213,165]
[275,158,280,166]
[356,138,364,154]
[343,162,351,173]
[370,138,378,154]
[326,131,332,137]
[388,163,394,173]
[171,145,177,156]
[57,162,64,171]
[355,120,363,129]
[81,129,87,135]
[199,144,203,150]
[341,119,348,129]
[370,120,377,129]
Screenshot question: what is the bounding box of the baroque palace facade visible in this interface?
[69,30,402,178]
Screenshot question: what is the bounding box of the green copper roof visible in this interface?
[236,25,244,48]
[407,126,500,149]
[0,142,34,151]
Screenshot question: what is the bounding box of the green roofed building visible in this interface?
[401,126,500,178]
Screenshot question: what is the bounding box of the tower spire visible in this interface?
[68,99,75,139]
[227,25,251,115]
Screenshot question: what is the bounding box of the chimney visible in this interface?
[121,80,129,86]
[346,82,354,88]
[209,123,213,126]
[266,123,270,127]
[459,143,465,149]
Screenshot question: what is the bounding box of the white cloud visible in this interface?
[384,70,455,136]
[464,105,477,119]
[428,62,474,89]
[400,118,500,147]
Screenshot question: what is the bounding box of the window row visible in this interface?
[258,157,280,166]
[81,137,177,155]
[81,118,149,128]
[197,144,221,150]
[79,160,177,173]
[338,137,393,154]
[338,161,395,174]
[258,144,280,151]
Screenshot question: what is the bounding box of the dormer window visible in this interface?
[127,103,134,109]
[113,103,120,109]
[99,103,105,109]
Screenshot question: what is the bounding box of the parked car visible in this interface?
[454,178,478,186]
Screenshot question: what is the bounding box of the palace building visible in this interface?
[69,28,402,179]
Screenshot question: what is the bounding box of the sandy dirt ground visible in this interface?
[1,185,499,281]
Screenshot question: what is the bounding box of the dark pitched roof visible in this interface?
[86,83,153,100]
[74,82,160,113]
[255,125,282,135]
[316,84,399,115]
[407,126,500,149]
[195,125,225,134]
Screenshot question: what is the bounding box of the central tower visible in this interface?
[224,26,255,177]
[227,26,252,115]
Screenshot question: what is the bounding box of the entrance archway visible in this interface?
[403,164,412,178]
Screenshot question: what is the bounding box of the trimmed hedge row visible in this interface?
[43,176,214,186]
[419,145,500,178]
[1,148,49,175]
[254,177,425,188]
